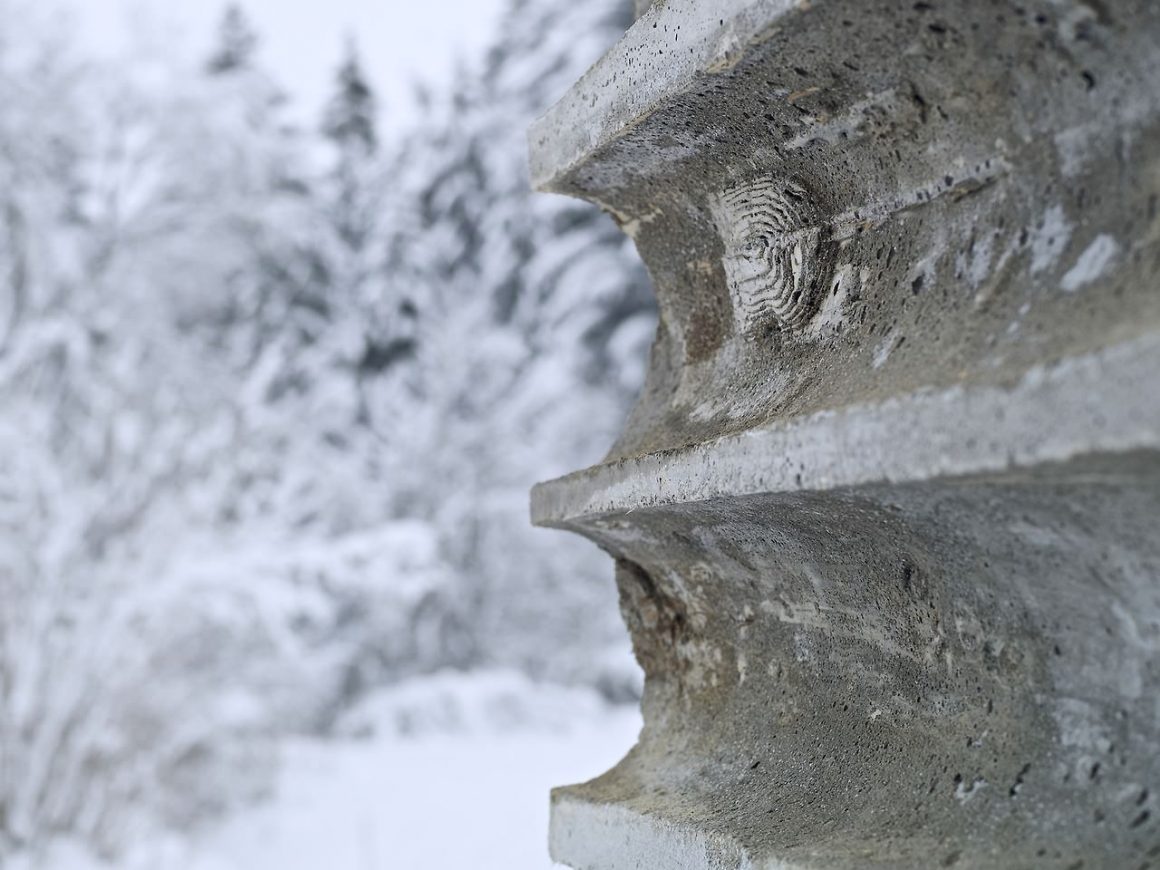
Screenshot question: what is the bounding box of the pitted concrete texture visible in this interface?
[532,0,1160,463]
[529,0,1160,867]
[549,454,1160,868]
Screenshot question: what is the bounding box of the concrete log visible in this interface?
[529,1,1160,867]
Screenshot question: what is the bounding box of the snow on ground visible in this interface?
[21,672,642,870]
[202,707,641,870]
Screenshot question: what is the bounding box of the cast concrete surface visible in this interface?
[529,1,1160,867]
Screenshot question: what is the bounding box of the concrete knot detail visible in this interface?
[713,177,830,336]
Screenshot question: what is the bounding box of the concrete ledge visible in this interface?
[529,0,803,191]
[534,333,1160,525]
[550,796,765,870]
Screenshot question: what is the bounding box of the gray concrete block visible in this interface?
[529,1,1160,866]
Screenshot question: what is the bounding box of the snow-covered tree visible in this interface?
[323,38,377,157]
[0,0,652,861]
[206,4,259,75]
[0,8,337,856]
[378,0,655,684]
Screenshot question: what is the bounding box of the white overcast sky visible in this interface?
[57,0,507,125]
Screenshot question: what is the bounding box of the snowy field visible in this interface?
[16,674,642,870]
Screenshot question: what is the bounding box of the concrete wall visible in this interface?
[530,1,1160,867]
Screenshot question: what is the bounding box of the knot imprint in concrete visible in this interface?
[712,177,832,336]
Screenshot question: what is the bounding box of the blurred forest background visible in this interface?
[0,0,653,865]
